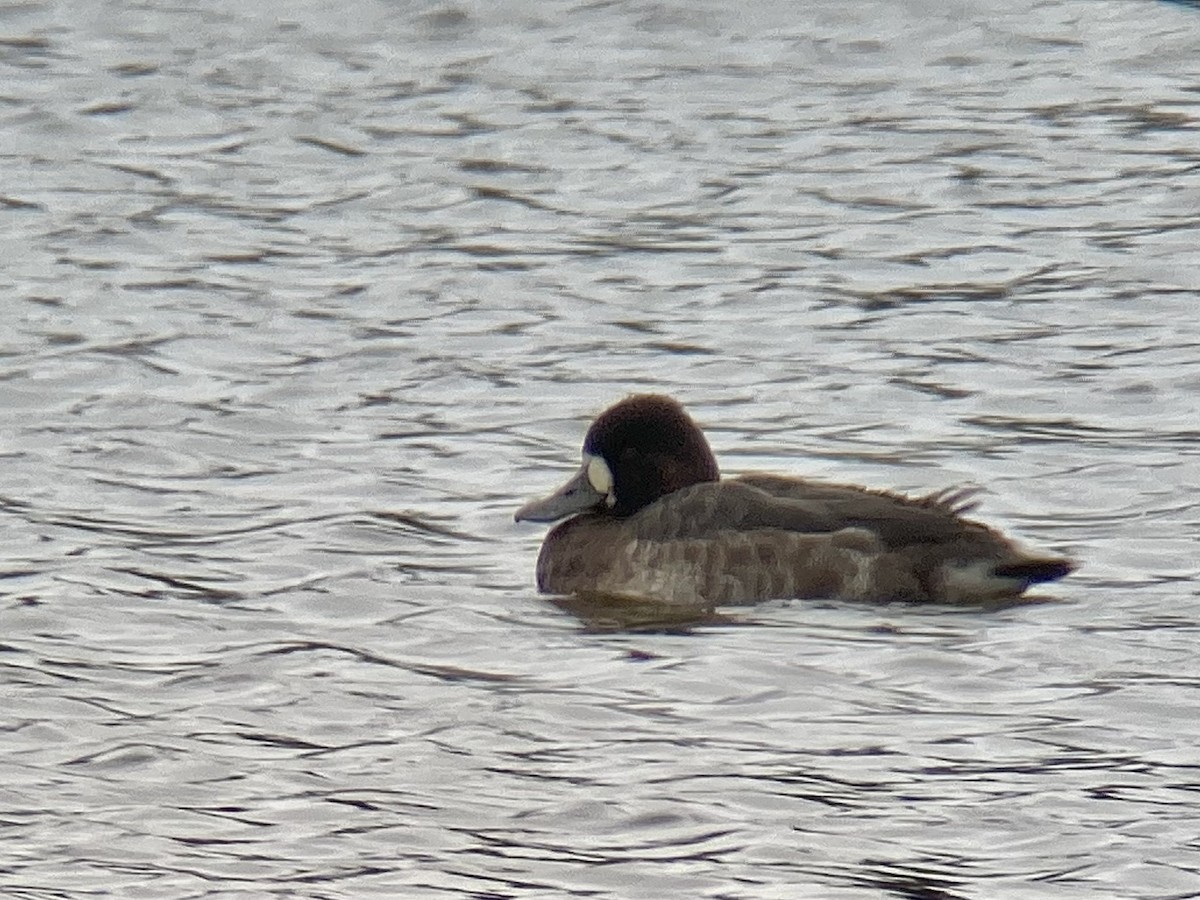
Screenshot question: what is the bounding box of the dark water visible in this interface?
[3,0,1199,896]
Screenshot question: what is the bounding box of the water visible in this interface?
[3,0,1199,896]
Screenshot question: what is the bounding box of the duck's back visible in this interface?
[535,477,1072,605]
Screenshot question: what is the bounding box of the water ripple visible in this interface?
[3,0,1199,897]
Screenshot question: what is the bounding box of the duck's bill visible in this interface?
[514,465,606,523]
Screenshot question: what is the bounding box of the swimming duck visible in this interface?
[515,394,1074,605]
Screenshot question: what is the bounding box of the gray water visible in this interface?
[3,0,1200,897]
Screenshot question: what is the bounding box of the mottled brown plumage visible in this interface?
[516,394,1075,606]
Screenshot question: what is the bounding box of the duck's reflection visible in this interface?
[546,590,729,634]
[545,587,1061,633]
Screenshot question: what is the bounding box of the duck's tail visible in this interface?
[937,551,1076,602]
[992,557,1076,586]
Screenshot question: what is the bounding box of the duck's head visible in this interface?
[515,394,719,522]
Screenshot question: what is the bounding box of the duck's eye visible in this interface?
[586,454,616,506]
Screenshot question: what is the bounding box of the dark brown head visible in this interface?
[514,394,720,522]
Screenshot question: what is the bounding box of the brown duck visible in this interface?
[515,394,1075,605]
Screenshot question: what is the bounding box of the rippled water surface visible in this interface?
[4,0,1200,896]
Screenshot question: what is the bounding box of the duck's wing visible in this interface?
[737,473,983,515]
[918,485,983,515]
[733,476,1074,593]
[629,476,994,549]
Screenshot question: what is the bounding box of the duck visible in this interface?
[514,394,1075,605]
